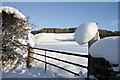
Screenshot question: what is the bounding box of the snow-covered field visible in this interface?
[2,33,88,78]
[33,33,88,78]
[35,33,88,55]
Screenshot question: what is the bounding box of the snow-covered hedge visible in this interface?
[89,36,119,65]
[88,36,120,79]
[0,6,33,72]
[0,6,28,48]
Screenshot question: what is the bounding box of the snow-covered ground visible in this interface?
[33,33,88,78]
[2,33,88,78]
[35,33,88,55]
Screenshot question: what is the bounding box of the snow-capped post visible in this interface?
[88,25,100,79]
[88,29,100,48]
[26,27,35,68]
[74,23,99,79]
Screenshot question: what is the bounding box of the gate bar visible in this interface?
[30,51,88,69]
[28,56,79,76]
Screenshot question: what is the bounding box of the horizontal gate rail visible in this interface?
[30,51,88,69]
[30,47,89,58]
[14,44,89,77]
[28,56,79,76]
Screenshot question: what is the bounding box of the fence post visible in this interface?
[27,47,34,68]
[45,50,47,72]
[87,30,100,79]
[87,54,90,79]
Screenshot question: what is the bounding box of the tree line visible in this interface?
[31,28,120,38]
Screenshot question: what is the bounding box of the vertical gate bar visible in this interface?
[45,50,47,72]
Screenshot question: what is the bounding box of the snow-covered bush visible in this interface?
[90,36,119,65]
[0,6,32,72]
[27,27,35,47]
[0,6,27,49]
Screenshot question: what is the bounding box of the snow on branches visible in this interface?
[0,6,34,72]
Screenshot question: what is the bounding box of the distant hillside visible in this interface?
[98,29,120,38]
[31,28,120,38]
[32,28,76,34]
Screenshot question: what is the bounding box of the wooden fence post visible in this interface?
[45,50,47,72]
[87,24,100,79]
[27,47,34,68]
